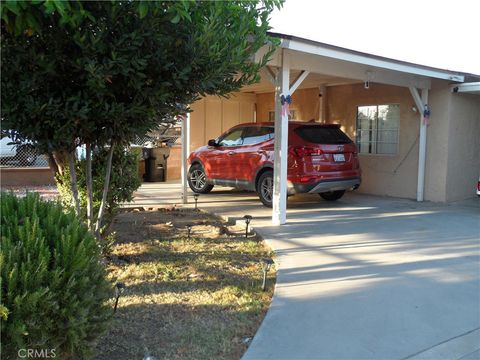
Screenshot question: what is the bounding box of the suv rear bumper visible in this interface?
[292,177,361,194]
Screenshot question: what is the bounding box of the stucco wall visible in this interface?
[445,92,480,201]
[189,93,256,152]
[1,168,55,186]
[256,88,321,122]
[326,83,419,199]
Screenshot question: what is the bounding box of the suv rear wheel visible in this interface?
[188,164,214,194]
[257,170,274,207]
[319,190,345,201]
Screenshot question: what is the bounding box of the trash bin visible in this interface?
[157,164,165,182]
[145,156,157,182]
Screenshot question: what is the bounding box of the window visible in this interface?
[268,110,296,121]
[242,126,274,145]
[218,128,244,147]
[356,104,400,155]
[295,125,352,145]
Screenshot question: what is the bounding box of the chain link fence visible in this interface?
[0,140,49,168]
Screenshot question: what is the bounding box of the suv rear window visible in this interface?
[295,126,353,145]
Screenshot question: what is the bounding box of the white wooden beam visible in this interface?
[409,86,424,111]
[272,49,290,225]
[289,70,310,94]
[283,39,464,82]
[417,89,428,202]
[319,85,327,122]
[271,50,432,89]
[263,66,278,85]
[181,113,190,204]
[409,87,429,202]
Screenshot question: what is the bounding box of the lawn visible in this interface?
[95,207,275,359]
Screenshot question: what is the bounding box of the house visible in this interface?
[177,32,480,223]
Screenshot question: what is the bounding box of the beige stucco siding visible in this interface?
[189,93,256,152]
[326,83,419,199]
[445,92,480,201]
[256,88,320,122]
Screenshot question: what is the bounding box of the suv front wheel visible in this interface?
[188,164,214,194]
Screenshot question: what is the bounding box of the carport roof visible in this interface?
[268,32,480,83]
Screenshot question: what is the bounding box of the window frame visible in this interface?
[355,103,400,156]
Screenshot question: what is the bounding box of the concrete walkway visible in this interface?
[131,183,480,360]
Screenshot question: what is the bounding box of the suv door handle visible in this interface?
[257,150,266,154]
[228,151,235,155]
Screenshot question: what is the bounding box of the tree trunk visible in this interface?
[94,142,115,237]
[85,143,94,231]
[47,152,60,176]
[68,152,81,216]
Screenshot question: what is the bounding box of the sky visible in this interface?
[269,0,480,75]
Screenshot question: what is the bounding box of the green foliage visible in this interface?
[1,0,282,153]
[0,193,112,359]
[56,147,142,228]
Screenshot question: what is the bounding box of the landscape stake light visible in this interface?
[193,194,199,210]
[186,225,192,240]
[260,258,274,291]
[114,282,126,313]
[243,215,253,239]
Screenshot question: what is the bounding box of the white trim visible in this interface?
[450,82,480,93]
[281,38,465,82]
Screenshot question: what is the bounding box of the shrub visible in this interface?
[0,193,112,359]
[56,146,142,232]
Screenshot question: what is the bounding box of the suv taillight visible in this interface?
[289,146,323,157]
[477,181,480,191]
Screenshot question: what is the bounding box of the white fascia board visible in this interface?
[283,39,465,83]
[450,82,480,93]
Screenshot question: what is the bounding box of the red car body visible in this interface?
[187,121,361,206]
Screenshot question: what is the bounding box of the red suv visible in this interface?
[187,121,361,207]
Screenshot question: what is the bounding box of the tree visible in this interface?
[1,0,282,235]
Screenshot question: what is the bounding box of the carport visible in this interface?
[179,33,475,225]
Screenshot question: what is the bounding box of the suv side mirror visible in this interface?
[208,139,218,147]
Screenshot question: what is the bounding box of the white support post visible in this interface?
[272,50,290,225]
[409,86,428,202]
[417,89,428,201]
[319,85,327,122]
[180,113,190,204]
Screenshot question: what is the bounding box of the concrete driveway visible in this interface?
[131,183,480,360]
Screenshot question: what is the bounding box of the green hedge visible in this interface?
[0,193,112,359]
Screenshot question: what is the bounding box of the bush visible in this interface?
[0,193,112,359]
[56,146,142,231]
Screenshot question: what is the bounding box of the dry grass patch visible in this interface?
[95,208,275,360]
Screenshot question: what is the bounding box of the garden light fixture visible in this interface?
[193,193,199,210]
[260,258,274,291]
[114,282,126,313]
[186,225,192,240]
[243,215,253,239]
